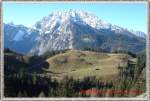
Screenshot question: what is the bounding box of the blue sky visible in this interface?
[3,2,147,33]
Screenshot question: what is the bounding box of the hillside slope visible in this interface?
[44,50,136,80]
[4,49,49,75]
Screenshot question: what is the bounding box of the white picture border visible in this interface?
[1,1,149,101]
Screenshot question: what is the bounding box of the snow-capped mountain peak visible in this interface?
[34,9,147,38]
[4,9,146,55]
[34,9,112,34]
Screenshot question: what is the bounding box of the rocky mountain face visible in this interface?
[4,23,41,53]
[4,9,146,55]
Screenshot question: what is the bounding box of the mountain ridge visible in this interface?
[4,9,146,55]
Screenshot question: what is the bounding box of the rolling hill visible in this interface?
[4,49,136,80]
[43,50,136,80]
